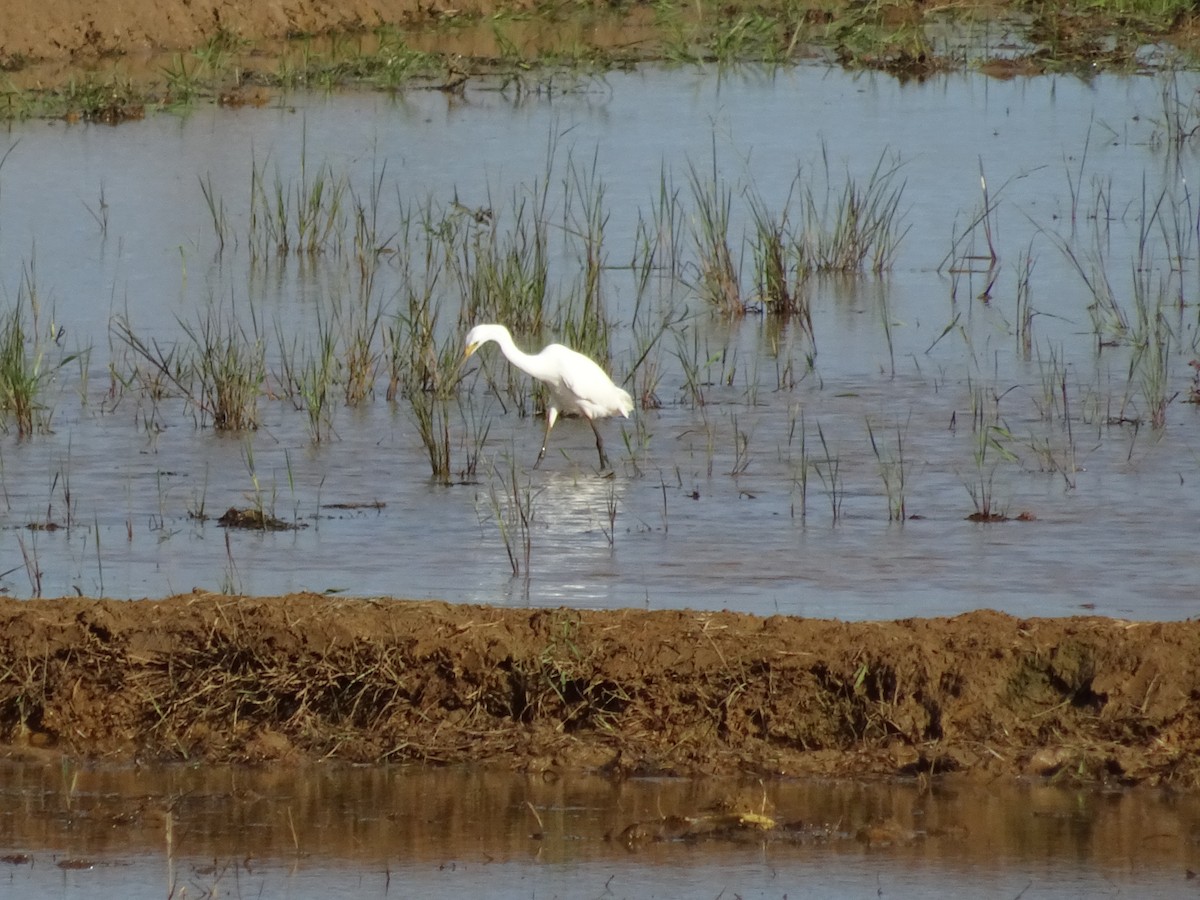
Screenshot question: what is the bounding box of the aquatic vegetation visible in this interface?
[112,303,266,433]
[797,148,908,275]
[54,75,146,123]
[812,420,843,524]
[685,160,744,315]
[867,417,910,522]
[963,386,1017,522]
[747,190,809,327]
[1129,301,1175,429]
[484,454,538,576]
[180,306,267,431]
[685,148,907,318]
[451,192,550,336]
[0,308,50,436]
[339,293,385,407]
[248,141,348,258]
[162,54,206,107]
[1015,244,1037,359]
[293,315,339,442]
[408,335,468,481]
[199,174,232,253]
[0,272,79,437]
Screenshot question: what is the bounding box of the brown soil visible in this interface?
[3,593,1200,787]
[1,0,446,66]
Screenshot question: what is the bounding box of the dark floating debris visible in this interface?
[216,507,300,531]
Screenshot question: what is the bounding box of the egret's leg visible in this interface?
[589,417,610,470]
[535,407,559,468]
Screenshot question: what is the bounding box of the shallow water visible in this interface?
[0,64,1198,617]
[0,761,1198,899]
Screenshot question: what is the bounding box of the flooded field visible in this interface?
[1,760,1199,899]
[1,64,1198,618]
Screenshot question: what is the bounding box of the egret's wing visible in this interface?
[550,345,629,419]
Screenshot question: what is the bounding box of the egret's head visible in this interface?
[463,324,503,361]
[462,329,483,362]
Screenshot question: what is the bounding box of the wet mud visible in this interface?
[2,593,1198,788]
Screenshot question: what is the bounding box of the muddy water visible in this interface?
[0,761,1196,898]
[0,65,1198,617]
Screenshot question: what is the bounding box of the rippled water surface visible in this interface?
[1,761,1198,899]
[0,65,1198,617]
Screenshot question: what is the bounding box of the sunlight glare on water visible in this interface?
[0,65,1197,617]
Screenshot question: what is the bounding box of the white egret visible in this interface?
[462,323,634,470]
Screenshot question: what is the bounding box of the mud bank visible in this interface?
[3,0,446,65]
[1,594,1197,787]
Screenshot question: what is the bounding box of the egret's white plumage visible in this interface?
[463,323,634,469]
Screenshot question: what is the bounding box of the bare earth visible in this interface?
[2,0,477,65]
[2,593,1199,786]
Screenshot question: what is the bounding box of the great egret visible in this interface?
[462,323,634,470]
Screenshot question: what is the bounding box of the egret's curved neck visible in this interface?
[493,330,554,382]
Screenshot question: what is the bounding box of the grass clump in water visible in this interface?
[112,302,266,433]
[0,263,80,437]
[0,305,76,437]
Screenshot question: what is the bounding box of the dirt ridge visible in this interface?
[5,0,408,64]
[1,593,1197,786]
